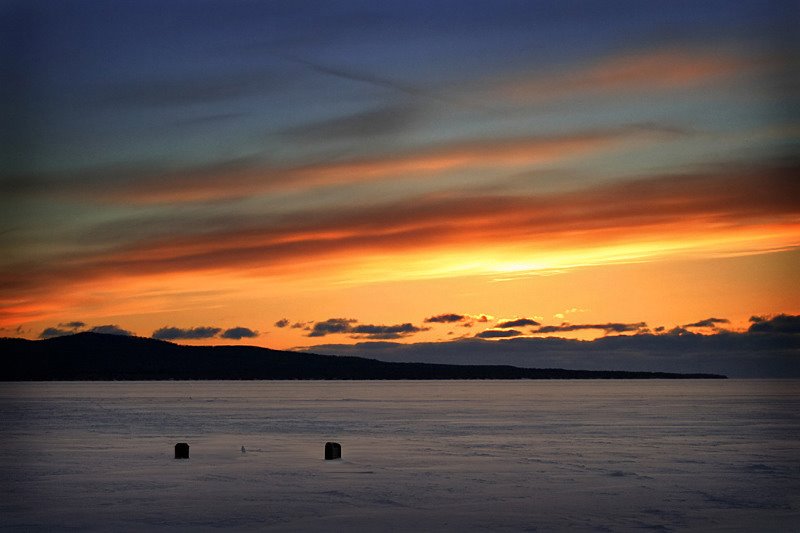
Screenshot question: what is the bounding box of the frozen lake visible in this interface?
[1,380,799,531]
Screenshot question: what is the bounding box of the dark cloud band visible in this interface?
[534,322,647,334]
[476,329,524,339]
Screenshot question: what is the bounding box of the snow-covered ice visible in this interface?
[1,380,798,531]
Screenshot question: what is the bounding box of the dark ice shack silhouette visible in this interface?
[325,442,341,460]
[175,442,189,459]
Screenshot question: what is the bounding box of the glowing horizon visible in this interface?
[1,1,798,358]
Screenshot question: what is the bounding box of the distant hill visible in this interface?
[0,333,726,380]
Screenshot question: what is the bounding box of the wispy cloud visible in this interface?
[682,317,730,329]
[91,162,800,274]
[3,161,798,326]
[534,322,648,335]
[7,125,677,205]
[280,102,420,141]
[492,47,768,105]
[281,55,442,102]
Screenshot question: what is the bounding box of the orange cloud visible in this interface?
[2,161,797,329]
[494,47,767,103]
[12,125,678,205]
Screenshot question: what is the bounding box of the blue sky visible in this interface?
[7,0,795,173]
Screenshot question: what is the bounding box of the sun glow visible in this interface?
[326,220,800,287]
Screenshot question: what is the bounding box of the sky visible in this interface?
[1,1,798,375]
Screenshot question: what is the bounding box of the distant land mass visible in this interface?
[0,333,726,380]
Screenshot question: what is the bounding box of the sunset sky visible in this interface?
[1,1,798,373]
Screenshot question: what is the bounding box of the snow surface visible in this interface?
[1,380,799,531]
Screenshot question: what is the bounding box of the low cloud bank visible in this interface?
[749,314,800,334]
[306,317,800,378]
